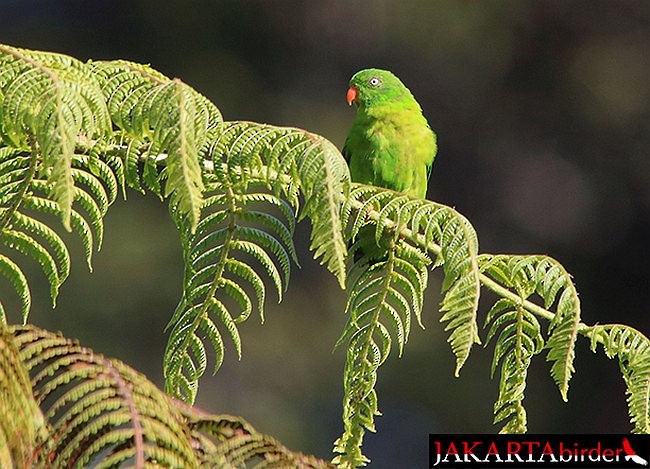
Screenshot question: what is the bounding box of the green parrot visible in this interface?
[343,68,437,199]
[343,68,437,260]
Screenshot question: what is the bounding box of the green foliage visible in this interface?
[0,125,117,321]
[177,402,332,468]
[1,324,331,467]
[0,45,348,406]
[476,254,585,435]
[0,45,111,230]
[164,121,349,402]
[13,324,198,467]
[588,325,650,434]
[0,324,45,467]
[202,121,349,285]
[165,178,297,402]
[344,184,482,369]
[333,240,430,467]
[333,184,483,467]
[484,299,543,433]
[0,43,648,468]
[89,60,222,231]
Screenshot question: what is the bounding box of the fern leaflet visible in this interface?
[177,402,333,468]
[12,325,199,468]
[165,175,297,403]
[484,298,544,432]
[588,325,650,433]
[90,60,222,231]
[345,185,481,374]
[207,121,349,286]
[480,254,580,402]
[0,325,45,467]
[0,147,117,323]
[0,44,111,229]
[334,189,431,466]
[164,121,349,403]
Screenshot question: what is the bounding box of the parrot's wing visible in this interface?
[424,124,436,181]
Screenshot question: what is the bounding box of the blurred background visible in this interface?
[1,0,649,467]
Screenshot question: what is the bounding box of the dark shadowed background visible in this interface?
[1,1,649,467]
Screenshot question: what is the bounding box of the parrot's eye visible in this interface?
[369,77,381,87]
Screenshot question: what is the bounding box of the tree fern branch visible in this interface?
[347,196,565,326]
[1,45,645,461]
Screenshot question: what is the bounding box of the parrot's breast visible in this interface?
[349,105,436,199]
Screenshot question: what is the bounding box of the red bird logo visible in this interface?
[623,437,648,466]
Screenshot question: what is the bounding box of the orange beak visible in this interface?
[347,86,358,106]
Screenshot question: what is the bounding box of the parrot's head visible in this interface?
[347,68,414,109]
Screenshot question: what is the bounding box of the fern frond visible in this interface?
[344,185,481,375]
[0,254,30,323]
[164,177,297,403]
[3,321,331,467]
[0,46,123,322]
[0,146,118,321]
[479,254,580,401]
[588,325,650,433]
[207,121,349,287]
[334,229,429,467]
[412,204,481,375]
[11,324,199,468]
[0,324,46,467]
[163,120,348,402]
[175,401,333,468]
[0,45,111,229]
[89,60,223,231]
[484,298,544,432]
[332,185,484,465]
[155,80,206,230]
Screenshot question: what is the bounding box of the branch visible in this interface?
[346,198,606,343]
[73,141,617,348]
[201,153,584,328]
